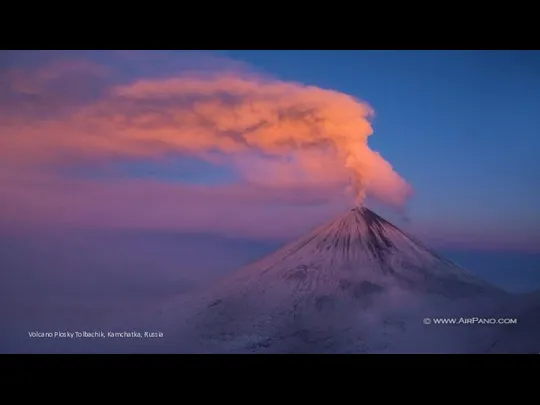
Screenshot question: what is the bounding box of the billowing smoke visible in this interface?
[109,74,412,205]
[0,60,412,206]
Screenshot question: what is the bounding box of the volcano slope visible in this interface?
[484,289,540,354]
[149,207,515,353]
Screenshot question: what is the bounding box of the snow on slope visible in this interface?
[150,207,513,353]
[484,289,540,354]
[215,207,500,296]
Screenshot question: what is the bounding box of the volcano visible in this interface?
[155,207,509,353]
[212,207,500,297]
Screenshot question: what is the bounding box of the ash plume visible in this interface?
[0,54,413,207]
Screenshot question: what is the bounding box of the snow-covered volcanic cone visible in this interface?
[149,207,513,353]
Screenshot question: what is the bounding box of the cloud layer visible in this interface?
[0,51,413,239]
[0,53,411,204]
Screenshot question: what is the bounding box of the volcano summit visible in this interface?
[153,207,510,353]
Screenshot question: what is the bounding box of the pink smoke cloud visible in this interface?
[3,59,109,95]
[0,51,414,240]
[0,173,348,240]
[0,55,412,206]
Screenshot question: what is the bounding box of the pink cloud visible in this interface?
[0,54,412,207]
[0,174,348,240]
[3,59,109,96]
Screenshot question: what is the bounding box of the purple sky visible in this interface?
[0,50,539,252]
